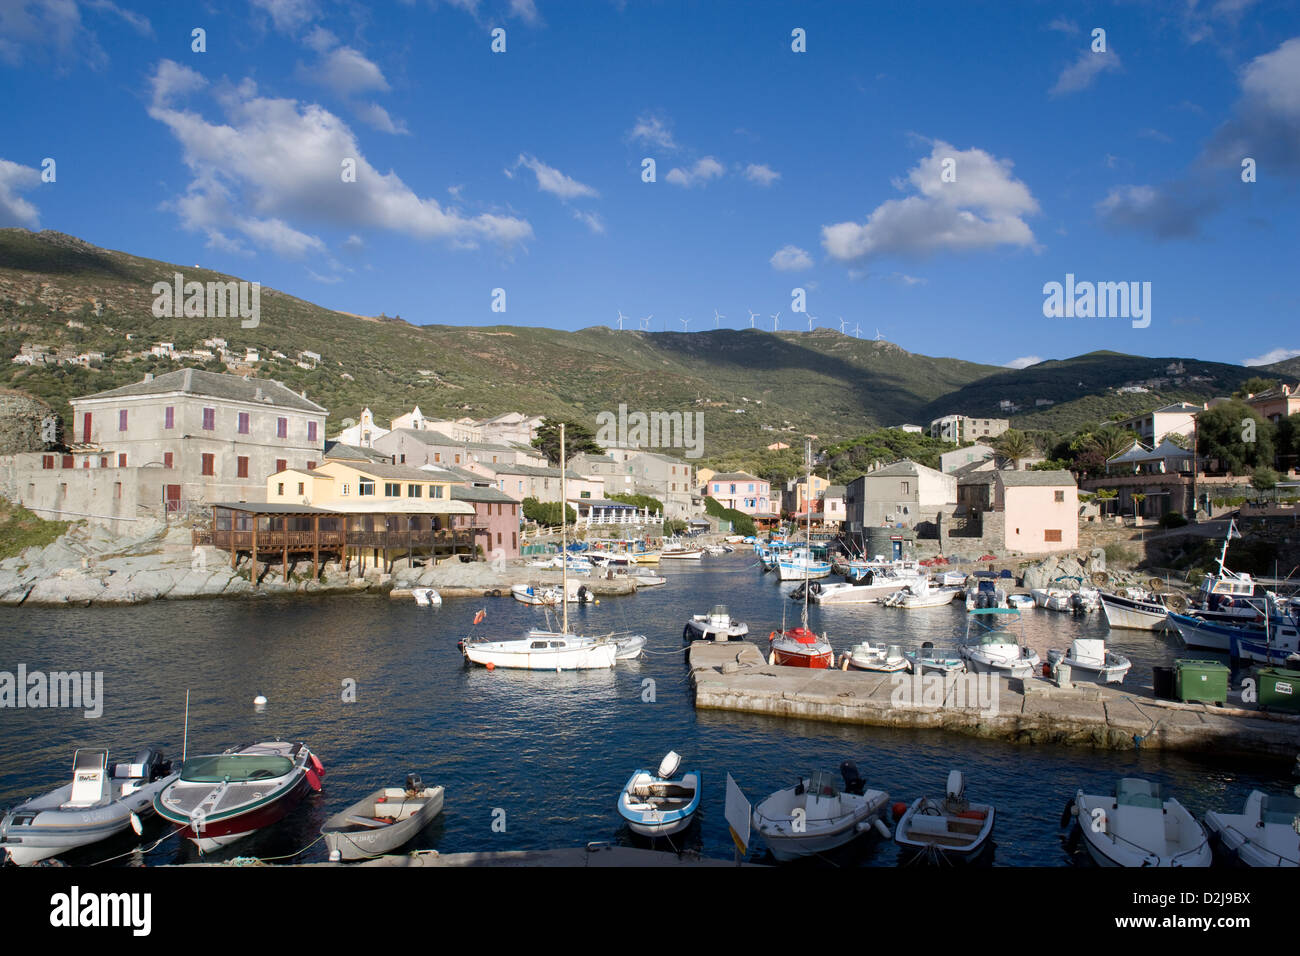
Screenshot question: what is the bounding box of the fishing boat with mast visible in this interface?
[769,442,834,668]
[460,424,618,671]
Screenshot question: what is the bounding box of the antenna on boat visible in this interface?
[182,688,190,762]
[802,438,812,630]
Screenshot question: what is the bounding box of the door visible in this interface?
[82,412,92,443]
[892,539,902,560]
[165,485,181,513]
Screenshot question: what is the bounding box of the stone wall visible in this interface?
[0,389,55,455]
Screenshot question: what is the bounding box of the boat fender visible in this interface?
[892,801,908,821]
[305,767,323,792]
[310,752,326,777]
[683,625,693,641]
[872,818,892,839]
[956,810,987,821]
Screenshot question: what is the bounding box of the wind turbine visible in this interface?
[616,310,627,330]
[771,311,781,331]
[837,316,847,334]
[747,310,758,328]
[713,309,724,328]
[640,314,652,331]
[680,316,690,332]
[806,313,817,331]
[853,323,862,338]
[875,328,884,341]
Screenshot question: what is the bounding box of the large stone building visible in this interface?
[844,459,956,533]
[1108,402,1205,447]
[929,416,1009,445]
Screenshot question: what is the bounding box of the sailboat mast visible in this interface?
[561,423,568,637]
[803,438,811,629]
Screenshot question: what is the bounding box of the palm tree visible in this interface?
[1086,427,1137,463]
[994,429,1038,465]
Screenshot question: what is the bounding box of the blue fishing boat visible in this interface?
[616,752,700,838]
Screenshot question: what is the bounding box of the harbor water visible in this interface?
[0,554,1287,866]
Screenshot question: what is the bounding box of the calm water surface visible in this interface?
[0,554,1288,866]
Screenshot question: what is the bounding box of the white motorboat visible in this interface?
[958,608,1040,679]
[1007,593,1035,610]
[1070,778,1211,867]
[511,583,560,606]
[1048,638,1131,684]
[1031,587,1073,612]
[882,581,962,608]
[752,762,890,862]
[154,741,324,853]
[660,540,704,560]
[616,752,701,839]
[965,579,1007,610]
[842,642,908,673]
[894,771,995,863]
[412,588,442,607]
[1204,790,1300,867]
[0,748,176,866]
[684,605,749,641]
[1100,587,1173,631]
[459,424,618,671]
[321,774,444,861]
[804,575,923,604]
[631,571,666,587]
[776,547,832,581]
[904,642,966,676]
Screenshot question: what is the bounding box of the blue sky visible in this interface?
[1,0,1299,370]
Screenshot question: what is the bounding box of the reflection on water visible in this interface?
[0,555,1288,866]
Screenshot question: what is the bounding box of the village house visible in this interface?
[706,472,772,517]
[940,444,996,474]
[451,485,522,558]
[331,408,389,449]
[481,463,604,504]
[996,470,1079,554]
[928,415,1009,444]
[373,428,548,475]
[844,459,956,534]
[1108,402,1205,447]
[1242,383,1300,424]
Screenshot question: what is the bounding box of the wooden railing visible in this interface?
[195,529,479,551]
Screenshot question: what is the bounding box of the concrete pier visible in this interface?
[688,641,1300,758]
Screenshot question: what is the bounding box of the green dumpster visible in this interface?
[1256,667,1300,713]
[1174,659,1229,704]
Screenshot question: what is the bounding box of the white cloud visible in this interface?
[892,272,925,285]
[0,0,104,68]
[770,245,812,271]
[628,113,677,151]
[665,156,724,188]
[250,0,318,32]
[308,45,391,96]
[572,209,605,234]
[508,154,598,199]
[1005,355,1043,369]
[146,59,531,257]
[1243,347,1300,367]
[1050,49,1122,96]
[355,102,408,134]
[0,158,42,228]
[1095,182,1218,239]
[1207,37,1300,172]
[509,0,541,24]
[821,140,1039,263]
[1047,18,1079,34]
[744,163,780,186]
[85,0,152,35]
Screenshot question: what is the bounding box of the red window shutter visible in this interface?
[237,456,249,478]
[164,406,174,429]
[118,453,126,467]
[306,461,316,470]
[276,458,287,473]
[62,454,74,468]
[308,421,317,442]
[201,453,214,476]
[82,412,92,442]
[118,409,127,431]
[277,417,287,438]
[164,452,174,469]
[203,408,215,430]
[99,456,108,468]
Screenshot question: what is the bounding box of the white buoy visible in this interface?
[129,812,143,836]
[328,849,342,862]
[253,695,267,711]
[873,818,892,839]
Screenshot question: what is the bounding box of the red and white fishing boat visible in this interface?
[154,741,324,853]
[769,626,834,668]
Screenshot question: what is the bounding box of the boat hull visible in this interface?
[1167,611,1238,652]
[322,786,444,860]
[463,637,617,670]
[1100,593,1168,631]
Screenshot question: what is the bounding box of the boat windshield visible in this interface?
[711,605,728,616]
[806,770,839,798]
[180,754,293,783]
[1261,794,1300,824]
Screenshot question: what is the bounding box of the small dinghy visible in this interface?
[894,771,995,864]
[842,642,908,673]
[412,588,441,607]
[1204,790,1300,867]
[1048,638,1131,684]
[154,741,324,853]
[753,762,890,862]
[904,642,966,676]
[0,748,176,866]
[511,583,559,606]
[1007,593,1035,610]
[1069,778,1211,867]
[631,571,666,587]
[882,582,962,608]
[617,752,701,838]
[321,774,444,861]
[684,605,749,641]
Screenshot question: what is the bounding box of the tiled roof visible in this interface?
[998,470,1076,487]
[76,368,326,413]
[451,485,517,503]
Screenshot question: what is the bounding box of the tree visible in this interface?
[1131,492,1146,521]
[1276,411,1300,475]
[1251,467,1279,491]
[1195,400,1275,475]
[1233,376,1278,399]
[531,418,602,466]
[1163,431,1191,450]
[993,428,1038,464]
[1071,427,1138,475]
[1094,487,1118,515]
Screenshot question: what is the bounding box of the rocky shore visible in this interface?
[0,520,637,606]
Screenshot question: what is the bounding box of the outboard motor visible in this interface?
[840,760,866,796]
[130,747,171,781]
[1070,592,1084,615]
[864,569,874,586]
[405,772,423,795]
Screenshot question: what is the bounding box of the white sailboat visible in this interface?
[461,424,617,671]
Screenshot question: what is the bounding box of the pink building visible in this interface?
[995,470,1078,554]
[1244,382,1300,424]
[707,471,771,515]
[451,485,521,559]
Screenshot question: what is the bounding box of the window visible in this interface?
[306,461,316,470]
[399,454,406,464]
[359,480,375,496]
[118,409,128,431]
[117,453,127,467]
[42,455,54,469]
[277,483,284,495]
[308,421,317,442]
[238,412,249,434]
[277,417,287,438]
[730,484,736,494]
[82,412,92,441]
[408,484,422,498]
[497,532,502,545]
[164,452,174,469]
[165,406,174,429]
[202,407,215,430]
[298,482,304,495]
[114,482,121,499]
[100,456,108,468]
[1044,529,1062,542]
[1054,490,1065,503]
[276,459,287,473]
[201,454,214,476]
[384,482,401,497]
[342,483,350,496]
[900,481,910,494]
[454,454,461,464]
[62,454,74,468]
[434,453,441,462]
[432,485,444,499]
[237,456,249,478]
